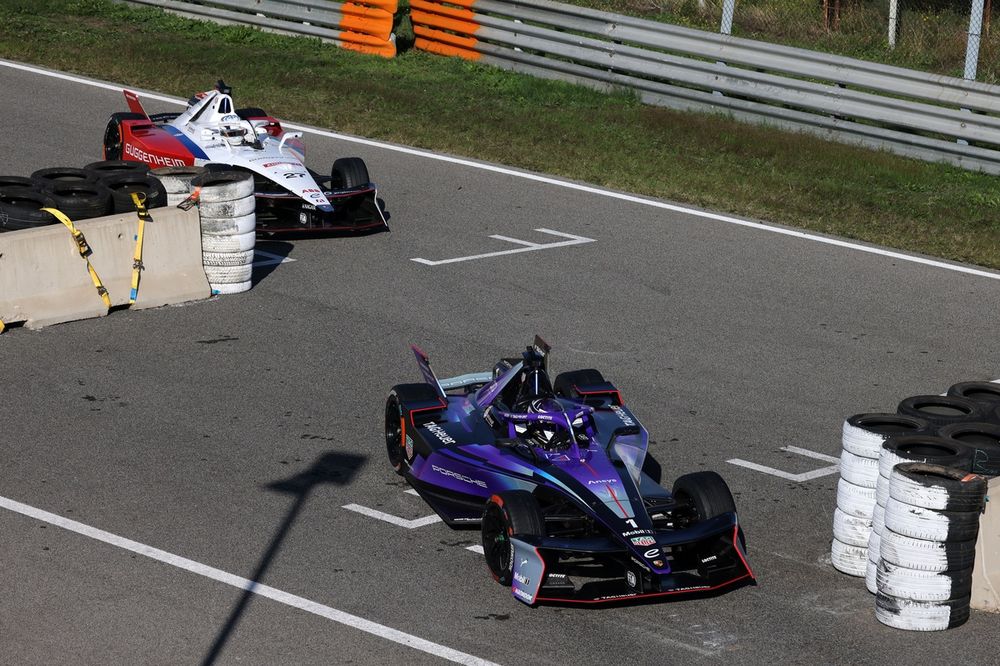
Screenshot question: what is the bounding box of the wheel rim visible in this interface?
[482,504,512,583]
[104,120,122,160]
[385,397,405,472]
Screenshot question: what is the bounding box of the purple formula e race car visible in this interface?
[384,337,755,605]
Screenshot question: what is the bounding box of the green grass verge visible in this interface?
[1,1,998,269]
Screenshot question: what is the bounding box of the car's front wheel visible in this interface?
[481,491,544,586]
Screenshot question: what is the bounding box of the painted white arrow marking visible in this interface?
[411,228,595,266]
[727,446,840,482]
[341,503,442,529]
[252,249,296,267]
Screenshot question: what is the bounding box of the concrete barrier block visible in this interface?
[972,475,1000,612]
[0,206,210,329]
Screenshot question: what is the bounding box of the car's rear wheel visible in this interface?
[330,157,370,190]
[103,112,146,160]
[384,383,441,475]
[482,491,544,586]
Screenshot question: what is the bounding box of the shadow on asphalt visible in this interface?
[201,450,367,666]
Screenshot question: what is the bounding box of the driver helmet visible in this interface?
[521,397,572,451]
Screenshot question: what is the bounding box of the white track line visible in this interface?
[342,503,443,529]
[2,58,998,282]
[0,494,497,666]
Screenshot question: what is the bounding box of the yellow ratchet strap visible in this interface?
[0,319,5,334]
[41,207,112,310]
[129,192,151,304]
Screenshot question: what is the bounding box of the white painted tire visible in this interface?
[842,419,886,458]
[202,231,256,253]
[199,194,255,219]
[872,502,886,537]
[868,529,882,563]
[832,508,872,547]
[876,559,971,601]
[843,414,928,458]
[876,473,891,508]
[889,463,987,512]
[203,250,256,267]
[193,170,255,202]
[204,263,253,284]
[210,280,252,295]
[884,497,980,542]
[836,478,876,519]
[880,527,976,572]
[201,213,256,236]
[167,193,190,207]
[839,450,879,488]
[865,559,879,594]
[830,538,867,577]
[151,166,205,194]
[875,592,970,631]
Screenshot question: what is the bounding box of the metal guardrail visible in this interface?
[123,0,398,57]
[412,0,1000,174]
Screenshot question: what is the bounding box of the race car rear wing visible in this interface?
[124,90,150,119]
[411,344,446,400]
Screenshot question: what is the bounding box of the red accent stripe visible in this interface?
[408,401,448,428]
[574,385,623,406]
[606,484,630,518]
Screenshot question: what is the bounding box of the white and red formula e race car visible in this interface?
[102,81,387,233]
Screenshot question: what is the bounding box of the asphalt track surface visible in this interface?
[2,61,1000,665]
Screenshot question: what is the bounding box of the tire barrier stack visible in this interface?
[125,0,399,58]
[833,379,1000,630]
[832,414,927,579]
[191,170,256,295]
[0,161,165,232]
[876,463,987,631]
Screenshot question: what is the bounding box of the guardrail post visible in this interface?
[965,0,986,80]
[888,0,899,48]
[720,0,736,35]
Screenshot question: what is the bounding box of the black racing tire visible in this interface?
[84,160,150,180]
[947,382,1000,412]
[0,176,35,190]
[385,383,443,475]
[673,471,737,521]
[330,157,370,190]
[554,369,606,398]
[937,422,1000,476]
[42,182,114,220]
[236,107,268,120]
[481,491,544,586]
[31,167,97,190]
[0,187,57,230]
[103,112,146,160]
[897,395,985,425]
[101,172,168,213]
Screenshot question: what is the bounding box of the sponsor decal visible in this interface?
[610,405,635,426]
[622,529,653,537]
[644,548,660,559]
[220,113,239,122]
[631,536,656,547]
[425,422,456,445]
[404,434,413,460]
[512,587,534,602]
[431,464,486,488]
[513,571,530,586]
[652,559,665,568]
[596,592,639,601]
[262,161,299,168]
[587,479,617,485]
[124,143,186,167]
[701,555,718,564]
[626,571,637,588]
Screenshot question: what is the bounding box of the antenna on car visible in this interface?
[215,79,232,96]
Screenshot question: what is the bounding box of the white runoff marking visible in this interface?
[411,229,595,266]
[0,494,498,666]
[3,58,998,281]
[727,446,840,482]
[252,249,296,268]
[341,503,442,529]
[466,545,485,555]
[404,488,420,496]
